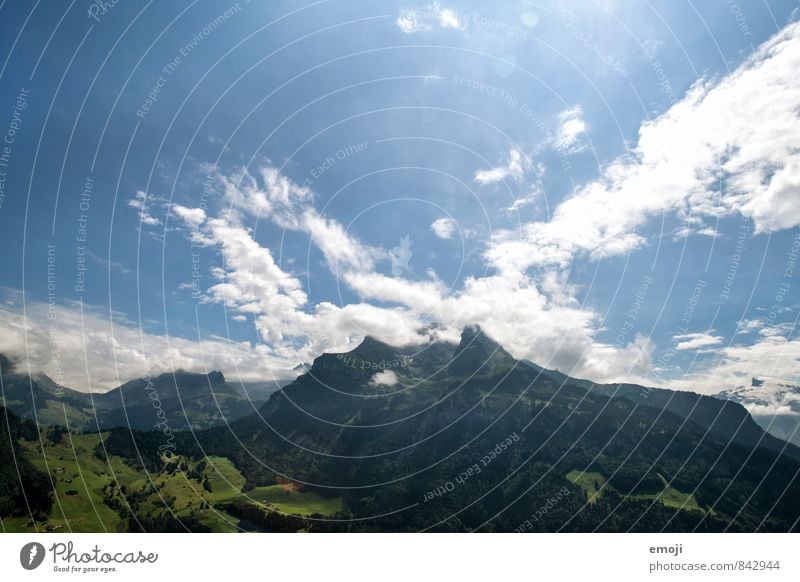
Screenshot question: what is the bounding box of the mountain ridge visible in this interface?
[5,328,800,531]
[0,364,287,431]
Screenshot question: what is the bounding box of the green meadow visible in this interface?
[241,484,342,516]
[1,429,341,533]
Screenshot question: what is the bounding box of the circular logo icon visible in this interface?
[20,542,46,570]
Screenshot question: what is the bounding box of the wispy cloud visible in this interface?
[474,148,530,185]
[127,190,161,226]
[487,22,800,273]
[86,251,130,275]
[554,106,588,152]
[673,332,723,351]
[504,186,542,214]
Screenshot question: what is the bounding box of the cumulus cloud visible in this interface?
[172,204,206,228]
[430,217,457,239]
[370,370,399,387]
[487,22,800,273]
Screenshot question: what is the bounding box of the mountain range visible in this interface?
[2,328,800,532]
[0,354,286,431]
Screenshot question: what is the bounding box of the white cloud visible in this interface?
[759,323,796,339]
[221,166,313,229]
[474,149,530,185]
[371,370,399,387]
[735,318,766,335]
[555,106,588,152]
[302,210,380,271]
[128,190,161,226]
[673,332,724,351]
[389,235,413,277]
[343,271,445,314]
[741,159,800,232]
[397,11,429,34]
[474,167,508,185]
[504,187,542,214]
[430,217,457,239]
[212,165,380,272]
[173,201,430,355]
[396,3,465,34]
[0,289,298,391]
[179,216,309,344]
[673,332,800,398]
[172,204,206,228]
[86,251,130,275]
[436,6,463,29]
[487,22,800,273]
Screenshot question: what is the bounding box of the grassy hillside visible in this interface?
[1,420,342,533]
[566,470,707,514]
[242,483,342,517]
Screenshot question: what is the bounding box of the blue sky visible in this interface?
[0,0,798,406]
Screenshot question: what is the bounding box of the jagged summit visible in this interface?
[312,326,515,378]
[350,326,502,356]
[454,324,501,353]
[449,325,515,376]
[352,335,402,359]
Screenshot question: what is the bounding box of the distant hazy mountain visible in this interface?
[0,356,289,431]
[716,378,800,447]
[523,362,800,461]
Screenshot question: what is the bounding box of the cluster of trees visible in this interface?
[0,407,53,520]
